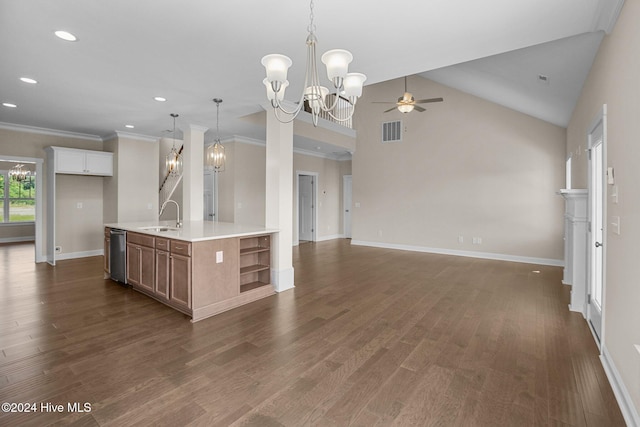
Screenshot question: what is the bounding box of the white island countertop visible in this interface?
[104,221,278,242]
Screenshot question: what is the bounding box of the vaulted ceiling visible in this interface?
[0,0,624,146]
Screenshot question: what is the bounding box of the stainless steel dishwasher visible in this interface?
[109,228,127,285]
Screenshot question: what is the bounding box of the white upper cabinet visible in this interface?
[52,147,113,176]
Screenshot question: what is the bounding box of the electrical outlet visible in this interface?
[55,246,62,253]
[458,236,464,244]
[216,251,223,263]
[76,202,83,209]
[378,230,383,237]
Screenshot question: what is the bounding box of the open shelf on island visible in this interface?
[239,235,271,293]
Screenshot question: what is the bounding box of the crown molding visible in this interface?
[591,0,625,34]
[0,122,102,141]
[104,131,159,143]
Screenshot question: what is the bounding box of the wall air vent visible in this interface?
[382,120,402,143]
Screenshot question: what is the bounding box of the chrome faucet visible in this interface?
[160,199,182,228]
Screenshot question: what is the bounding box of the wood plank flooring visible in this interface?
[0,240,625,426]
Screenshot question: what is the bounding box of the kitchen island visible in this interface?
[104,221,278,322]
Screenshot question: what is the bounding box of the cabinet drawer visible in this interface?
[170,240,191,256]
[128,232,155,248]
[155,237,170,251]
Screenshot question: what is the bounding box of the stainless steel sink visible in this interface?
[138,226,180,232]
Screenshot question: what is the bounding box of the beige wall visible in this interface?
[217,138,349,239]
[567,1,640,416]
[0,127,104,258]
[352,76,566,261]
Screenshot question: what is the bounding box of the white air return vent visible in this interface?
[382,120,402,143]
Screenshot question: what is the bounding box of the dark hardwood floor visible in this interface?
[0,240,625,426]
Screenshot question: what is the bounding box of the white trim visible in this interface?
[591,0,626,34]
[0,236,35,243]
[0,122,102,141]
[601,345,640,427]
[316,234,345,242]
[350,240,564,267]
[229,135,352,161]
[104,131,159,143]
[271,267,295,292]
[54,249,104,261]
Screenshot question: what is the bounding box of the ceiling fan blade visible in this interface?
[414,105,426,112]
[383,107,397,113]
[371,101,397,104]
[415,97,444,104]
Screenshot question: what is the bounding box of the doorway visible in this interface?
[296,172,317,244]
[343,175,352,239]
[587,105,607,345]
[0,155,43,262]
[203,170,218,221]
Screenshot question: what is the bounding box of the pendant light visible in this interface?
[261,0,366,126]
[165,113,182,176]
[9,164,30,182]
[206,98,225,172]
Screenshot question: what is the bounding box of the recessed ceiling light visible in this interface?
[20,77,38,84]
[2,103,17,108]
[54,30,77,41]
[154,97,167,102]
[125,125,135,129]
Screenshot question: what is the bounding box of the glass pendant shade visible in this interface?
[343,73,367,98]
[206,141,225,171]
[321,49,353,82]
[261,54,292,85]
[397,104,414,113]
[304,86,329,113]
[264,78,289,102]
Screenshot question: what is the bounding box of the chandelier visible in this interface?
[165,113,182,176]
[205,98,225,172]
[261,0,366,126]
[9,164,30,182]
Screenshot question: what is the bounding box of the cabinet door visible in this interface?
[55,150,86,174]
[85,152,113,176]
[138,246,155,293]
[170,254,191,308]
[126,243,141,286]
[155,250,170,300]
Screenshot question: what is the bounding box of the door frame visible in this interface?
[343,175,352,238]
[586,104,607,350]
[0,155,44,263]
[295,171,318,245]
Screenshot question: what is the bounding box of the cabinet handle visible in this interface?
[175,246,183,250]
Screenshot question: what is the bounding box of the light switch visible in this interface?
[610,216,620,235]
[216,251,223,263]
[611,186,618,204]
[355,202,361,208]
[77,202,83,209]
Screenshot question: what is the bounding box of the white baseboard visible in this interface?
[316,234,344,242]
[601,345,640,427]
[0,236,35,243]
[54,249,104,261]
[271,267,295,292]
[350,240,564,267]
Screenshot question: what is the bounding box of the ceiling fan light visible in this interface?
[321,49,353,84]
[343,72,366,98]
[261,54,292,86]
[398,104,414,113]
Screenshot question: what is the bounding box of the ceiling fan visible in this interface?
[374,76,443,113]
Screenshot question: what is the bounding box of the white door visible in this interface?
[587,108,606,343]
[299,175,314,241]
[203,170,217,221]
[343,175,352,238]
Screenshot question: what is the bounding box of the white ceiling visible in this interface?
[0,0,624,149]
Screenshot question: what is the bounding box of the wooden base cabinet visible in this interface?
[126,232,155,293]
[170,253,191,309]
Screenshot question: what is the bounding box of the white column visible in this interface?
[265,111,295,292]
[182,124,208,222]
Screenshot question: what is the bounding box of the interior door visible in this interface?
[203,170,217,221]
[299,175,313,241]
[343,175,352,238]
[587,112,605,342]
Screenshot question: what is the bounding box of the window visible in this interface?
[1,171,36,223]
